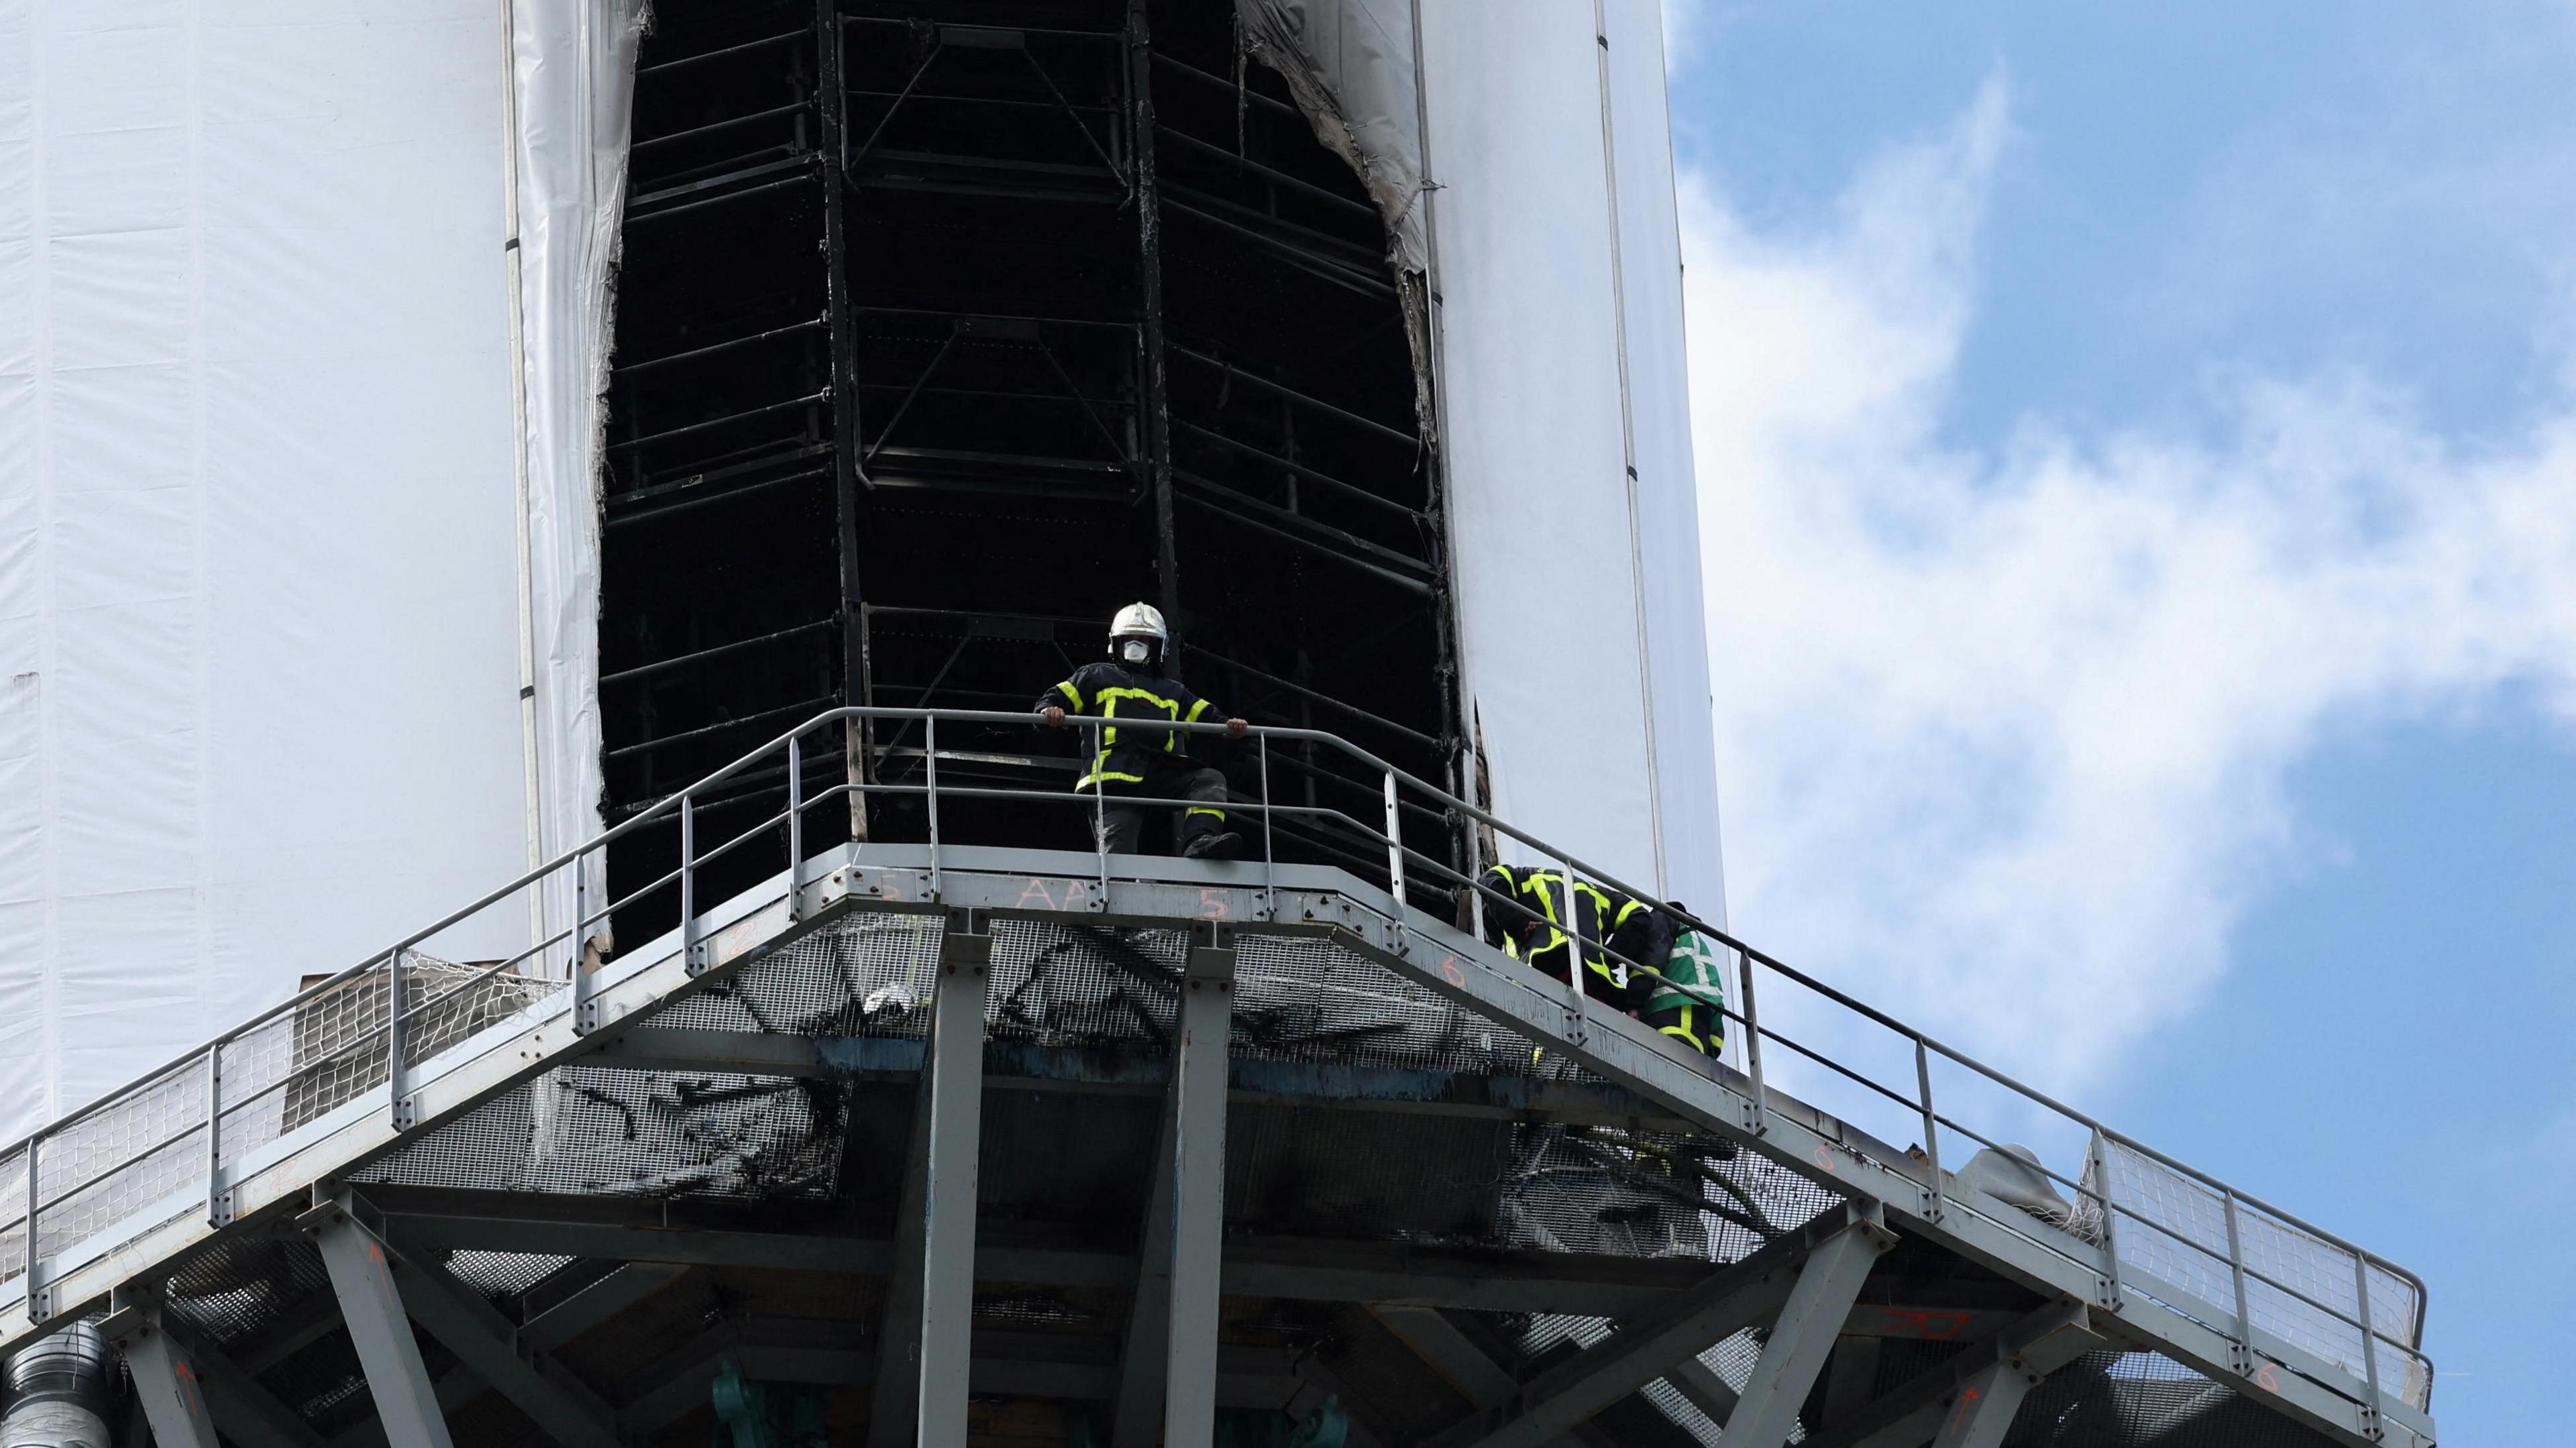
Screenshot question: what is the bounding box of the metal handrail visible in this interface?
[0,704,2429,1393]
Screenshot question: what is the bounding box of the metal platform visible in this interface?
[0,710,2433,1447]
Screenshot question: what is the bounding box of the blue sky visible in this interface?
[1662,3,2576,1441]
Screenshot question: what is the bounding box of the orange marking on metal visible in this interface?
[1879,1306,1973,1339]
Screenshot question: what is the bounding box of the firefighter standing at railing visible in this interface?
[1037,602,1248,859]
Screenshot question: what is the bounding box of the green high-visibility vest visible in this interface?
[1646,929,1726,1019]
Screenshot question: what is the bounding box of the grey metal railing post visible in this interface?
[2355,1252,2383,1435]
[1381,770,1405,934]
[1914,1038,1943,1222]
[384,949,409,1129]
[2092,1127,2124,1311]
[203,1043,228,1228]
[1562,861,1585,997]
[22,1130,40,1322]
[1737,947,1767,1134]
[1257,733,1275,921]
[925,716,942,901]
[571,848,592,1031]
[680,795,700,975]
[1093,719,1110,908]
[786,733,805,923]
[2223,1188,2253,1374]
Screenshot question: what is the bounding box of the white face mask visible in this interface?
[1120,638,1152,665]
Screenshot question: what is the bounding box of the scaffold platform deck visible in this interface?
[0,711,2434,1448]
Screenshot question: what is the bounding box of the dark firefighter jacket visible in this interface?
[1479,863,1673,1013]
[1036,661,1224,792]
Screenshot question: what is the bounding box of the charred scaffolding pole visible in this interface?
[816,0,871,840]
[1127,0,1181,632]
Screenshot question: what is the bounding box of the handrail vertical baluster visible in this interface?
[385,948,407,1126]
[786,733,804,922]
[925,715,942,900]
[1562,860,1585,999]
[571,848,591,1031]
[2092,1127,2125,1311]
[1258,732,1275,921]
[1092,718,1109,909]
[1381,770,1405,935]
[204,1042,226,1227]
[1914,1038,1943,1222]
[2355,1252,2384,1435]
[1737,947,1766,1134]
[680,795,698,974]
[2224,1187,2253,1374]
[21,1131,39,1323]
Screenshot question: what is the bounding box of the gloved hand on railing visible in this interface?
[1038,704,1245,737]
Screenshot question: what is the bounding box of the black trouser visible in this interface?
[1643,1002,1721,1057]
[1093,767,1230,854]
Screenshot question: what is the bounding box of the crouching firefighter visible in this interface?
[1037,602,1248,860]
[1641,904,1727,1062]
[1478,862,1672,1014]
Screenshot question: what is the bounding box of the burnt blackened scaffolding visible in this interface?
[600,1,1462,946]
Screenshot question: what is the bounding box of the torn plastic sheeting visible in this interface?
[1238,2,1727,919]
[511,0,651,960]
[1234,0,1438,437]
[1232,0,1428,277]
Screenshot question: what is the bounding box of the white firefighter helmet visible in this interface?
[1106,602,1167,660]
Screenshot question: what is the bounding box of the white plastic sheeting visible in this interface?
[1248,0,1725,915]
[510,0,645,960]
[0,1,611,1142]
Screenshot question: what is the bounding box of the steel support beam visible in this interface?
[614,1324,1311,1436]
[918,928,991,1444]
[1371,1305,1516,1410]
[1931,1357,2035,1448]
[114,1308,222,1448]
[364,1222,621,1448]
[1801,1302,2104,1448]
[865,949,968,1447]
[522,1262,689,1353]
[364,1183,2035,1336]
[1161,942,1234,1448]
[1110,1019,1186,1445]
[308,1203,454,1448]
[1716,1218,1895,1448]
[1823,1336,1884,1428]
[1664,1355,1739,1427]
[1370,1306,1615,1448]
[1426,1209,1894,1448]
[105,1300,321,1448]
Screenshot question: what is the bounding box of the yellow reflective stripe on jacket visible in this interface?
[1077,748,1147,790]
[1656,1005,1709,1054]
[1055,680,1083,710]
[1185,697,1213,722]
[1094,686,1189,751]
[1499,868,1620,983]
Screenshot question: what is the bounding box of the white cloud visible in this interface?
[1682,74,2576,1097]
